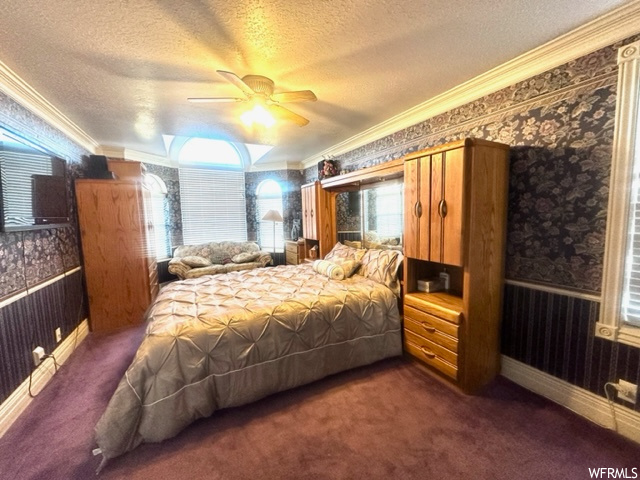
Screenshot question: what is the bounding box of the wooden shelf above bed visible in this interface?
[320,158,404,192]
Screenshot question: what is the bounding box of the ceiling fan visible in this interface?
[188,71,317,127]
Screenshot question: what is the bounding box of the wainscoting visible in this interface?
[0,269,85,405]
[501,281,640,413]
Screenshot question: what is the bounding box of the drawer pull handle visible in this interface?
[420,346,436,358]
[421,322,436,333]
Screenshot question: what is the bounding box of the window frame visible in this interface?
[143,173,171,260]
[597,40,640,347]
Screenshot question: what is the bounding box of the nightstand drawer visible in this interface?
[404,308,458,353]
[404,305,458,338]
[285,242,299,254]
[404,329,458,380]
[404,294,463,324]
[285,250,298,265]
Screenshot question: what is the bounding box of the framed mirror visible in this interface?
[335,181,403,251]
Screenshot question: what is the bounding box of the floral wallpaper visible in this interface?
[304,35,640,294]
[336,192,362,233]
[0,92,86,299]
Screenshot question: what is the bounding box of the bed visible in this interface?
[94,244,403,462]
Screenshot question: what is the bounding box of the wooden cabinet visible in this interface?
[405,144,465,266]
[301,181,336,260]
[285,240,304,265]
[402,138,509,393]
[76,174,158,332]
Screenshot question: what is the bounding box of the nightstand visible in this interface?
[285,240,304,265]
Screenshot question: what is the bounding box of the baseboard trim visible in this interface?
[501,355,640,444]
[0,319,90,438]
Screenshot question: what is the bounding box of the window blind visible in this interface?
[0,150,52,226]
[622,151,640,327]
[150,194,171,259]
[179,167,247,244]
[375,184,403,237]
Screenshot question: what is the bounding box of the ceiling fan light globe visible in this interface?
[241,104,275,128]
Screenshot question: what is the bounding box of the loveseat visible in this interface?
[168,241,273,280]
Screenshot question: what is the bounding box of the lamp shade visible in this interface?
[262,209,283,222]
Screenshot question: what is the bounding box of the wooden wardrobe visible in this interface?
[402,138,509,393]
[75,161,158,331]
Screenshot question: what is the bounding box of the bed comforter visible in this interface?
[94,264,402,460]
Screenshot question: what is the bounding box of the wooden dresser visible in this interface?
[75,161,158,331]
[285,240,304,265]
[402,138,509,393]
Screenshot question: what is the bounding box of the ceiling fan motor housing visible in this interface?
[242,75,275,96]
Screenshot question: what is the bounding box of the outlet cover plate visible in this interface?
[55,327,62,343]
[32,346,45,366]
[618,379,638,404]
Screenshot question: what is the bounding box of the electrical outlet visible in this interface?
[55,327,62,343]
[616,380,638,404]
[32,346,45,366]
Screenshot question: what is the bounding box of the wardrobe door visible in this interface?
[430,148,465,266]
[404,155,431,260]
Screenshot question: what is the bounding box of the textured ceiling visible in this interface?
[0,0,632,168]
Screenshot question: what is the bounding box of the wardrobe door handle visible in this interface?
[438,199,447,218]
[420,346,436,358]
[310,209,314,217]
[414,201,422,218]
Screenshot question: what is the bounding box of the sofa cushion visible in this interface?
[181,255,213,268]
[232,252,262,264]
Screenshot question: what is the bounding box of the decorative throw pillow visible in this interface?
[232,251,262,264]
[324,242,366,263]
[359,249,403,293]
[331,258,361,278]
[312,259,346,280]
[181,255,213,268]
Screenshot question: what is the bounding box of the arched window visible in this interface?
[177,138,247,244]
[143,173,171,259]
[256,179,284,252]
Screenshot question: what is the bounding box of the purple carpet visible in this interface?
[0,325,638,480]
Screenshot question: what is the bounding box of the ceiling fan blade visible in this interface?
[271,90,317,103]
[187,97,244,103]
[268,104,310,126]
[217,70,256,97]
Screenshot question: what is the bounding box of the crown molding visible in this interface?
[0,60,99,154]
[96,145,171,167]
[302,0,640,169]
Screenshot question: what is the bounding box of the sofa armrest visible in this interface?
[168,259,191,279]
[257,251,274,267]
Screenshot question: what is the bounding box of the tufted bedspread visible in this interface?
[94,263,402,460]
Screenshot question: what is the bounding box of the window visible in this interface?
[256,179,284,252]
[143,173,171,259]
[178,138,247,244]
[597,40,640,347]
